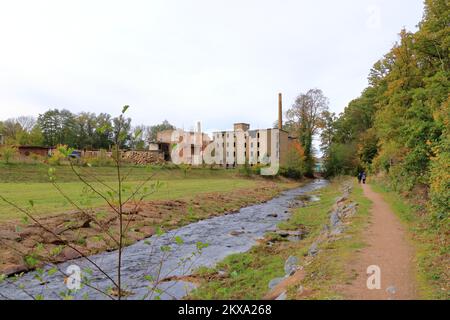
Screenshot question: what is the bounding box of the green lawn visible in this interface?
[0,162,240,183]
[0,163,261,221]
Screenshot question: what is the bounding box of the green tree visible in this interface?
[93,113,113,149]
[145,120,175,143]
[112,115,132,149]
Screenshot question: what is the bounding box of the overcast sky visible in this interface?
[0,0,424,133]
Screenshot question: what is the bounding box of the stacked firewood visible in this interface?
[121,151,165,165]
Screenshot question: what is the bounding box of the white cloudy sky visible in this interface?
[0,0,424,133]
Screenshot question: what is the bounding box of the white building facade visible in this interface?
[212,123,288,167]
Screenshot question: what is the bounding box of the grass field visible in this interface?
[0,163,278,221]
[0,162,240,183]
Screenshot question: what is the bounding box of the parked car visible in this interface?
[68,150,82,159]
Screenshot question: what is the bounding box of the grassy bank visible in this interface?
[0,163,289,221]
[0,162,239,183]
[189,178,372,300]
[370,181,449,300]
[0,179,259,221]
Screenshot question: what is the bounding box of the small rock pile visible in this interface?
[266,182,359,300]
[307,182,358,257]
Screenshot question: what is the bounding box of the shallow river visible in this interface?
[0,179,328,300]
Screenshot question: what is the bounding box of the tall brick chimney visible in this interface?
[278,93,283,130]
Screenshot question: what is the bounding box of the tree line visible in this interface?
[320,0,448,224]
[0,110,175,151]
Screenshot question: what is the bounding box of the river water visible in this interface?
[0,179,328,300]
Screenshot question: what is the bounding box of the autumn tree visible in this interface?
[324,0,448,225]
[286,88,329,176]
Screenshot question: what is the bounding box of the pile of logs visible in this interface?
[121,151,165,165]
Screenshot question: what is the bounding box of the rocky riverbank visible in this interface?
[264,181,359,300]
[188,179,370,300]
[0,180,327,300]
[0,180,295,276]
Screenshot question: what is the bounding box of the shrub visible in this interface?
[48,145,70,166]
[239,161,253,177]
[429,137,450,224]
[0,146,18,164]
[279,166,303,179]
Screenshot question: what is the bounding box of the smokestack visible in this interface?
[278,93,283,130]
[196,121,202,145]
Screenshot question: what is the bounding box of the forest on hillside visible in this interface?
[320,0,449,226]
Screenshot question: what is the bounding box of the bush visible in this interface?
[239,161,253,177]
[279,167,303,179]
[48,145,69,166]
[429,137,450,224]
[0,146,18,164]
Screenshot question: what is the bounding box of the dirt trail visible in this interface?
[342,183,418,300]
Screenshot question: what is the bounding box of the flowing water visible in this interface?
[0,179,328,300]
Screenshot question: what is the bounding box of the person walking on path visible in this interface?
[358,172,363,184]
[362,172,367,184]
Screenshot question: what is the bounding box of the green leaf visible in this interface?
[144,275,154,282]
[47,267,58,276]
[196,242,209,251]
[160,245,171,252]
[21,216,29,225]
[156,227,165,236]
[25,255,38,267]
[50,246,63,256]
[122,105,130,114]
[174,236,184,245]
